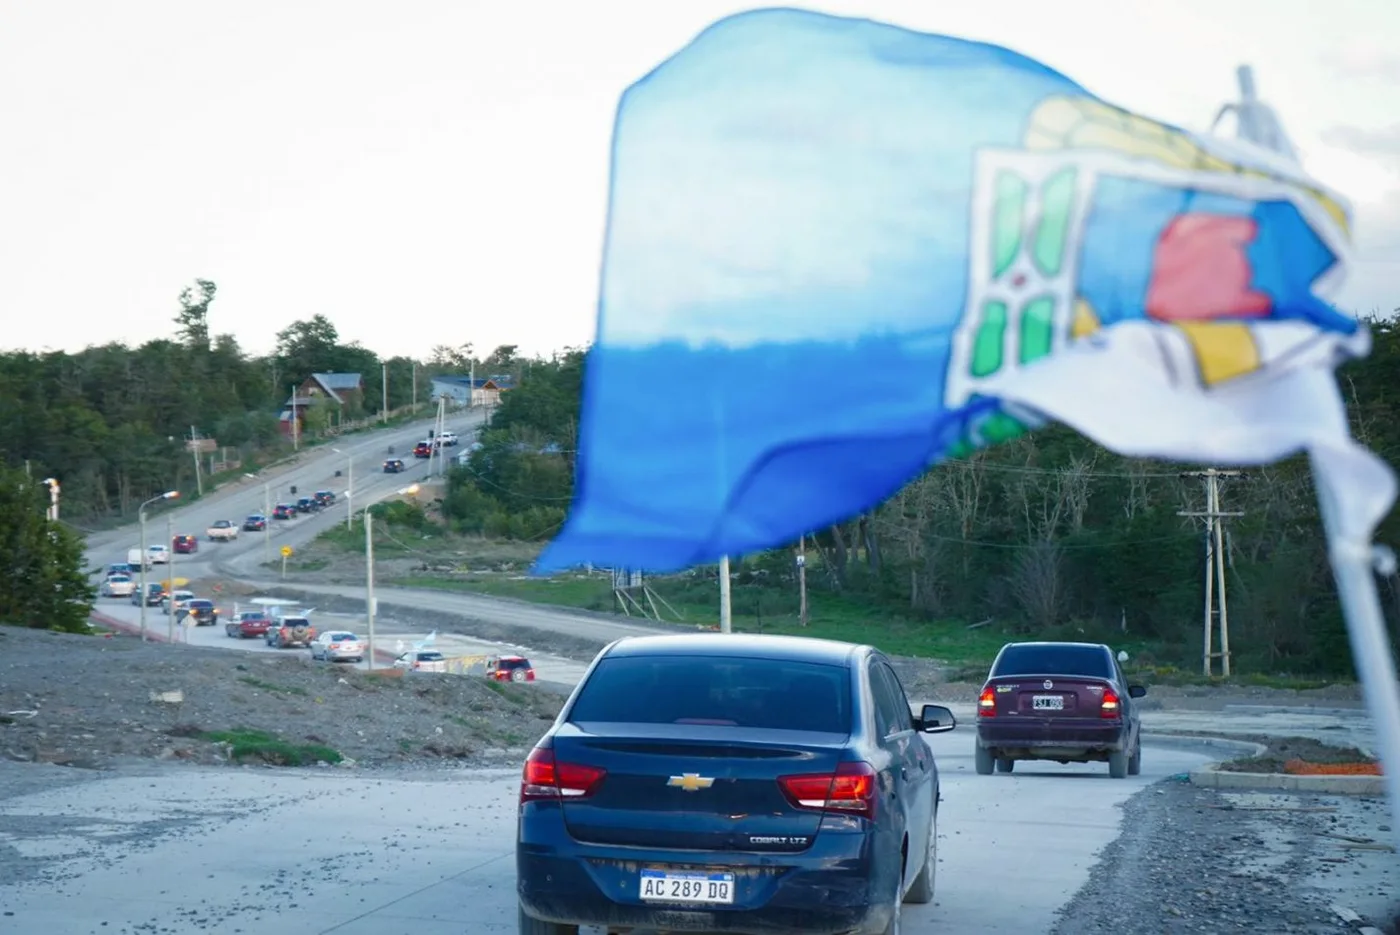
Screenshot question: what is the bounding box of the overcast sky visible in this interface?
[2,0,1395,360]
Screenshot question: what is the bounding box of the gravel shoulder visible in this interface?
[1050,780,1399,935]
[0,625,561,771]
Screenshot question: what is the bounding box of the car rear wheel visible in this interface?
[517,905,577,935]
[1108,749,1129,779]
[904,818,937,904]
[974,743,994,775]
[1127,739,1142,776]
[995,758,1015,773]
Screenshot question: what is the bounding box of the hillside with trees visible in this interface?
[440,320,1400,676]
[0,280,528,526]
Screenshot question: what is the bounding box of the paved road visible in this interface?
[84,409,487,583]
[0,735,1213,935]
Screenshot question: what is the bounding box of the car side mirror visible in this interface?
[917,704,957,734]
[1127,685,1147,698]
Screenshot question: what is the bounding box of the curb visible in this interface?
[1141,732,1267,759]
[89,611,171,644]
[1188,764,1384,795]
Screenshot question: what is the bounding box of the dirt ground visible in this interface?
[0,625,562,771]
[1217,734,1381,773]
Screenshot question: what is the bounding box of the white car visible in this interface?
[437,431,459,446]
[147,545,170,565]
[207,520,239,541]
[310,631,364,663]
[393,650,448,672]
[162,589,195,614]
[101,575,135,598]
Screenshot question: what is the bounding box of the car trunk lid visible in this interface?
[980,674,1116,720]
[546,722,847,851]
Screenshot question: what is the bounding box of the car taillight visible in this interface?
[777,761,877,821]
[1100,688,1121,718]
[520,747,606,803]
[978,687,997,716]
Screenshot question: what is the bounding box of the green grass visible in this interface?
[237,675,309,696]
[483,679,529,705]
[390,572,1012,668]
[193,728,341,766]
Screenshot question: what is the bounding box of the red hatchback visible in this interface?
[974,641,1147,779]
[488,655,535,682]
[172,535,198,554]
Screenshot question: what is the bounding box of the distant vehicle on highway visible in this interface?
[272,504,296,520]
[243,514,267,531]
[383,458,406,473]
[266,616,316,649]
[184,598,219,626]
[974,641,1147,779]
[130,582,165,606]
[412,441,433,459]
[101,575,135,598]
[310,631,364,664]
[147,545,170,565]
[437,431,459,446]
[162,590,195,614]
[226,611,273,639]
[172,535,198,554]
[106,563,135,578]
[127,548,150,570]
[207,519,239,541]
[487,655,535,683]
[313,490,336,507]
[394,650,448,672]
[295,497,318,514]
[515,633,956,935]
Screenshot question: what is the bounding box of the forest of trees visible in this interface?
[441,321,1400,675]
[0,280,528,525]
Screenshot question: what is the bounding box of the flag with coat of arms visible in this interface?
[533,7,1400,836]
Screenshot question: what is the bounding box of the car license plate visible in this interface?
[1032,694,1064,710]
[639,869,735,905]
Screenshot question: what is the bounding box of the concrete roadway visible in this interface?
[0,734,1212,935]
[83,408,488,586]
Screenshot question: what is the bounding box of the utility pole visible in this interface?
[291,385,299,451]
[190,426,204,496]
[412,363,417,414]
[718,556,732,633]
[166,511,176,643]
[1179,469,1244,676]
[796,535,808,627]
[381,362,388,423]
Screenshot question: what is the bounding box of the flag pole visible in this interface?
[1227,64,1400,841]
[1312,461,1400,845]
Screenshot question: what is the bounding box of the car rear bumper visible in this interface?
[324,650,362,661]
[978,719,1130,752]
[518,806,893,935]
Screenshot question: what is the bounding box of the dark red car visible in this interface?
[172,534,198,554]
[272,503,296,520]
[487,655,535,682]
[413,441,432,458]
[226,611,273,639]
[975,641,1147,779]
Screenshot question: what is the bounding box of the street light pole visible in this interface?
[41,478,59,522]
[166,511,175,643]
[137,490,178,642]
[333,447,353,529]
[365,509,375,670]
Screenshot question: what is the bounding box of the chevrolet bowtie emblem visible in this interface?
[667,773,715,792]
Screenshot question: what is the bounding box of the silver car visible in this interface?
[310,631,364,663]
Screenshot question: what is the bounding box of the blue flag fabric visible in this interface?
[535,7,1365,574]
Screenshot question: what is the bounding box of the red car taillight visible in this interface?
[1100,688,1121,718]
[777,761,877,822]
[519,747,606,803]
[978,687,997,716]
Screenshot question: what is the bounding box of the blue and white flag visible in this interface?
[536,7,1395,573]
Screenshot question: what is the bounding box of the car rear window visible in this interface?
[328,633,356,641]
[991,645,1111,679]
[568,655,851,733]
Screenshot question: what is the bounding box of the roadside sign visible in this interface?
[280,545,293,557]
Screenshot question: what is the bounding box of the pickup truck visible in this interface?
[207,519,239,542]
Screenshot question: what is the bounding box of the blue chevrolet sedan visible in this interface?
[516,633,957,935]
